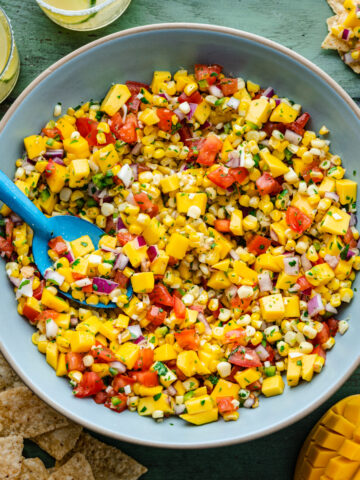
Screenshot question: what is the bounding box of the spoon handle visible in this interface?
[0,170,50,237]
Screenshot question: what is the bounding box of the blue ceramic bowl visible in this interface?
[1,24,359,448]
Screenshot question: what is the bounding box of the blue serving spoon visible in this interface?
[0,170,132,308]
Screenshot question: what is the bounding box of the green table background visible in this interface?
[0,0,359,478]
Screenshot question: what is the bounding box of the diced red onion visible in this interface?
[350,213,357,227]
[263,87,274,98]
[64,248,75,264]
[128,325,142,339]
[43,149,64,159]
[10,213,22,225]
[131,142,142,156]
[98,188,109,199]
[270,229,279,243]
[284,129,302,145]
[260,139,270,147]
[307,294,324,317]
[109,361,126,374]
[324,254,339,269]
[92,277,119,294]
[289,283,300,293]
[229,249,240,261]
[208,85,223,98]
[301,253,312,272]
[275,99,281,106]
[226,150,241,168]
[227,97,240,110]
[225,285,238,301]
[9,275,21,287]
[187,103,198,120]
[126,191,137,206]
[53,158,65,166]
[130,164,138,182]
[136,236,146,247]
[133,335,146,345]
[100,245,118,253]
[283,256,300,275]
[16,277,33,299]
[347,249,357,259]
[114,253,129,270]
[243,397,255,408]
[44,269,65,287]
[167,385,177,396]
[117,216,127,231]
[147,245,159,263]
[121,103,128,123]
[74,277,92,288]
[198,313,212,335]
[324,191,339,202]
[342,28,351,40]
[70,317,78,327]
[46,319,58,339]
[258,272,273,292]
[117,164,134,188]
[325,303,338,314]
[174,108,185,121]
[200,120,211,130]
[174,404,186,415]
[343,52,354,65]
[254,344,270,361]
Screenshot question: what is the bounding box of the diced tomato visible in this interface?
[286,206,312,234]
[36,309,59,323]
[173,296,186,319]
[247,235,271,255]
[247,380,262,392]
[265,345,275,363]
[114,113,138,144]
[313,345,326,361]
[175,328,200,351]
[207,166,235,189]
[256,172,282,196]
[116,231,136,246]
[74,372,105,398]
[113,271,128,289]
[48,236,68,256]
[178,90,203,104]
[314,323,330,346]
[76,117,115,146]
[219,78,238,96]
[149,284,174,307]
[112,374,136,392]
[33,279,45,300]
[228,347,262,368]
[190,305,204,313]
[91,343,117,363]
[302,161,322,184]
[197,135,223,166]
[263,122,286,137]
[93,391,108,404]
[126,81,150,113]
[157,108,175,132]
[223,328,247,345]
[146,305,167,326]
[285,112,310,136]
[134,192,159,218]
[42,127,62,139]
[22,303,40,323]
[230,297,252,312]
[104,393,127,413]
[216,396,236,413]
[133,348,154,371]
[230,167,248,184]
[326,318,339,337]
[168,256,179,266]
[109,112,124,138]
[81,284,93,293]
[71,272,86,281]
[344,227,358,248]
[194,64,223,87]
[296,276,312,292]
[66,352,85,372]
[178,125,193,147]
[129,370,159,387]
[214,219,231,232]
[0,237,13,258]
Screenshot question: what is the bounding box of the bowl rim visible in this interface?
[1,22,360,449]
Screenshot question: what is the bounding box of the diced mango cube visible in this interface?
[160,175,180,193]
[320,206,351,236]
[185,395,214,415]
[70,330,95,353]
[63,137,90,159]
[176,350,199,377]
[165,233,189,259]
[176,192,207,215]
[142,217,166,245]
[245,98,272,127]
[305,263,335,286]
[154,344,178,362]
[123,240,148,267]
[41,289,69,313]
[46,163,67,193]
[284,296,300,317]
[233,260,258,283]
[138,108,160,126]
[261,375,285,397]
[229,209,243,236]
[70,235,94,258]
[115,342,140,369]
[193,101,211,125]
[234,368,262,389]
[336,179,357,205]
[151,71,171,94]
[69,158,90,188]
[180,407,218,425]
[24,135,46,159]
[100,84,131,116]
[92,144,119,174]
[98,320,120,342]
[270,103,299,123]
[210,379,240,400]
[259,294,285,321]
[46,342,58,370]
[301,354,317,382]
[260,150,289,177]
[131,272,154,293]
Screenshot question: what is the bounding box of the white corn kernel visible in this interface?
[59,187,72,202]
[101,202,115,217]
[53,103,62,117]
[217,361,232,378]
[299,341,314,354]
[338,320,349,335]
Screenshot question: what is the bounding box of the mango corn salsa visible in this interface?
[3,63,358,426]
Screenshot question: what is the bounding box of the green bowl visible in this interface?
[1,23,359,448]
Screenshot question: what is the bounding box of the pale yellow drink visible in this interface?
[0,9,20,103]
[36,0,131,31]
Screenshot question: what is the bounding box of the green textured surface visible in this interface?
[0,0,359,478]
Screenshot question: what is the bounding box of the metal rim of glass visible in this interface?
[35,0,120,16]
[0,7,16,80]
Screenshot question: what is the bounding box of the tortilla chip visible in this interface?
[322,32,350,52]
[0,353,23,392]
[32,423,83,461]
[19,458,48,480]
[0,435,23,480]
[0,386,68,438]
[326,0,345,14]
[339,51,360,73]
[49,453,94,480]
[57,433,147,480]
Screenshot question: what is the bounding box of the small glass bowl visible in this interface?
[35,0,132,31]
[0,8,20,104]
